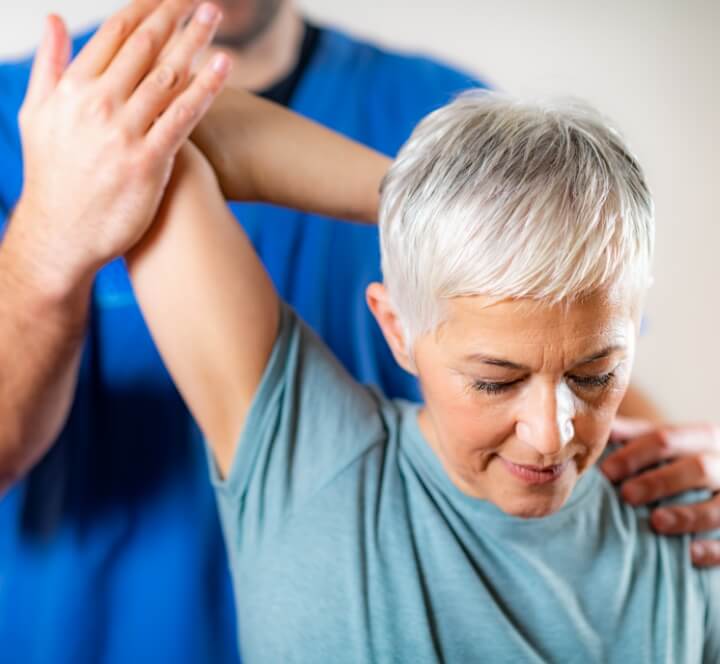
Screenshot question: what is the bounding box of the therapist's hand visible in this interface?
[11,0,230,296]
[601,416,720,567]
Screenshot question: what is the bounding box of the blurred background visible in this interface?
[2,0,718,420]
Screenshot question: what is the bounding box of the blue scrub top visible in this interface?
[0,26,484,663]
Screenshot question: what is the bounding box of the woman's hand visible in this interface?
[601,416,720,567]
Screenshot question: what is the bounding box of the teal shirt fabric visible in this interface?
[210,305,720,663]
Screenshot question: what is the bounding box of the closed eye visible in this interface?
[471,372,616,396]
[471,378,524,395]
[568,372,616,389]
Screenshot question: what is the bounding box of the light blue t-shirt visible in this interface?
[211,304,720,663]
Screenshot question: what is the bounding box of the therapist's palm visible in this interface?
[15,0,229,291]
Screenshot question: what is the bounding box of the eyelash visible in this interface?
[471,372,616,395]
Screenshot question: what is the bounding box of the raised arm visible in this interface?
[128,144,275,475]
[128,96,390,475]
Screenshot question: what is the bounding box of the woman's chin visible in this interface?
[449,456,582,518]
[491,472,578,519]
[492,482,575,519]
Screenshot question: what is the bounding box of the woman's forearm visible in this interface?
[191,87,391,223]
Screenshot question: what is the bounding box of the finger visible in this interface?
[101,0,202,101]
[147,52,230,157]
[690,540,720,568]
[124,3,223,136]
[658,423,720,456]
[609,415,656,443]
[601,432,674,482]
[650,494,720,535]
[25,15,71,106]
[619,456,707,505]
[65,0,162,80]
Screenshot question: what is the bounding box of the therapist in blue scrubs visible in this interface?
[0,0,719,662]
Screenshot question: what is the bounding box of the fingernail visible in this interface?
[692,541,707,559]
[654,509,678,530]
[43,14,58,44]
[211,53,230,75]
[196,3,219,25]
[623,483,648,504]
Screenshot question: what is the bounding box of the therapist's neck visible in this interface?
[210,3,304,93]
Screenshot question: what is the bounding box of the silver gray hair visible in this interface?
[379,91,655,342]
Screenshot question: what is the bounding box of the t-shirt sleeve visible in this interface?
[207,302,386,551]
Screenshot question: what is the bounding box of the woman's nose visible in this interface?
[515,381,576,456]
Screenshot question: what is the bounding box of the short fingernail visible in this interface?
[623,483,648,503]
[654,509,678,530]
[692,541,707,559]
[211,53,230,74]
[197,3,220,24]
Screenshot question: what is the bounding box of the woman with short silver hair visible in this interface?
[127,88,719,662]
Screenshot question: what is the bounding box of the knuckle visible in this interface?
[174,102,199,127]
[195,72,220,98]
[86,95,115,123]
[655,429,673,453]
[691,455,709,483]
[705,503,720,529]
[152,64,178,91]
[56,75,80,98]
[103,15,130,41]
[621,455,639,476]
[706,541,720,560]
[678,507,697,528]
[107,125,133,151]
[132,29,159,56]
[134,145,163,175]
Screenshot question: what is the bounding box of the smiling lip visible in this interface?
[499,458,570,485]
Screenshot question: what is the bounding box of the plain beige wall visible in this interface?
[2,1,718,420]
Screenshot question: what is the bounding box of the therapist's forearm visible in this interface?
[191,87,391,223]
[0,215,90,494]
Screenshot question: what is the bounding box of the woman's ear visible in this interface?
[366,282,416,375]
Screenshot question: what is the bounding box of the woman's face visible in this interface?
[411,289,639,518]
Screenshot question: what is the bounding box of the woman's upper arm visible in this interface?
[128,144,279,475]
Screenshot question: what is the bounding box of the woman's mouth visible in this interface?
[499,457,570,485]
